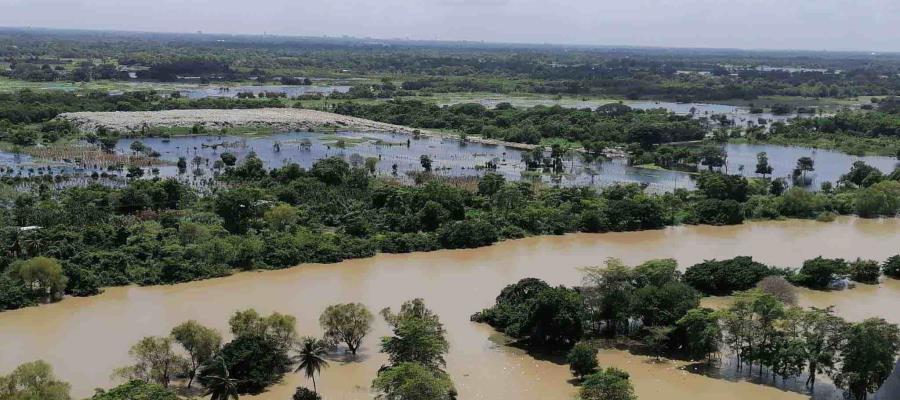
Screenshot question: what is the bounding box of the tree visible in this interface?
[567,342,599,378]
[380,299,449,369]
[683,256,770,295]
[90,380,176,400]
[311,157,350,185]
[10,256,67,302]
[294,337,329,394]
[199,335,291,394]
[214,187,265,234]
[854,180,900,217]
[365,157,379,175]
[171,320,222,388]
[794,257,848,289]
[177,157,187,174]
[419,155,433,172]
[263,204,300,232]
[0,360,71,400]
[833,318,900,400]
[292,387,321,400]
[848,258,881,284]
[644,326,674,360]
[371,362,456,400]
[319,303,373,355]
[579,368,635,400]
[796,157,815,179]
[632,281,700,327]
[581,259,635,335]
[115,336,185,388]
[228,309,297,352]
[200,358,240,400]
[797,307,847,390]
[755,276,797,305]
[129,141,146,153]
[526,286,585,346]
[755,152,773,177]
[220,152,238,167]
[883,255,900,279]
[675,308,721,361]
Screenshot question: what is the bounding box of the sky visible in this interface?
[2,0,900,52]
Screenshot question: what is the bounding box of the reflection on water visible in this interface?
[0,217,897,400]
[4,130,895,193]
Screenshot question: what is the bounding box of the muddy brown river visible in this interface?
[0,217,898,399]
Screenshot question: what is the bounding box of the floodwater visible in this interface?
[0,217,898,400]
[4,130,894,192]
[723,143,899,187]
[180,85,351,99]
[112,131,693,191]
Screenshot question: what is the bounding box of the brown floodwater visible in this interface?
[0,217,898,400]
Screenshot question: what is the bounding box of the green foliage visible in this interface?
[631,281,700,326]
[883,255,900,278]
[580,368,636,400]
[0,360,71,400]
[847,258,881,284]
[834,318,900,400]
[853,180,900,217]
[170,320,222,388]
[793,257,848,289]
[683,256,772,295]
[472,278,584,346]
[199,334,292,394]
[292,387,322,400]
[90,380,176,400]
[320,302,374,354]
[674,308,721,360]
[336,100,705,147]
[380,299,450,370]
[371,362,456,400]
[567,342,599,378]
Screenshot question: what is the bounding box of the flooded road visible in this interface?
[0,217,898,399]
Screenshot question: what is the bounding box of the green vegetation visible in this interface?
[0,360,72,400]
[335,100,704,149]
[5,28,900,103]
[374,299,456,400]
[1,155,898,312]
[740,98,900,156]
[477,257,900,400]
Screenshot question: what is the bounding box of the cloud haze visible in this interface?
[2,0,899,51]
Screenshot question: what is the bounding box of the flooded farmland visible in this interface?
[0,217,897,400]
[3,129,896,193]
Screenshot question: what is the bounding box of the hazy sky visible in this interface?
[2,0,899,52]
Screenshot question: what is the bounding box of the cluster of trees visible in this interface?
[476,257,900,400]
[335,100,705,147]
[684,254,900,294]
[2,154,897,312]
[5,28,900,101]
[1,302,376,399]
[754,108,900,156]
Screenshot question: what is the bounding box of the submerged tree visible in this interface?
[294,337,330,394]
[319,303,373,355]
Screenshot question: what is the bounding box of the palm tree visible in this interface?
[203,358,240,400]
[294,337,329,393]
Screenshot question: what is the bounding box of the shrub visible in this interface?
[848,258,881,284]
